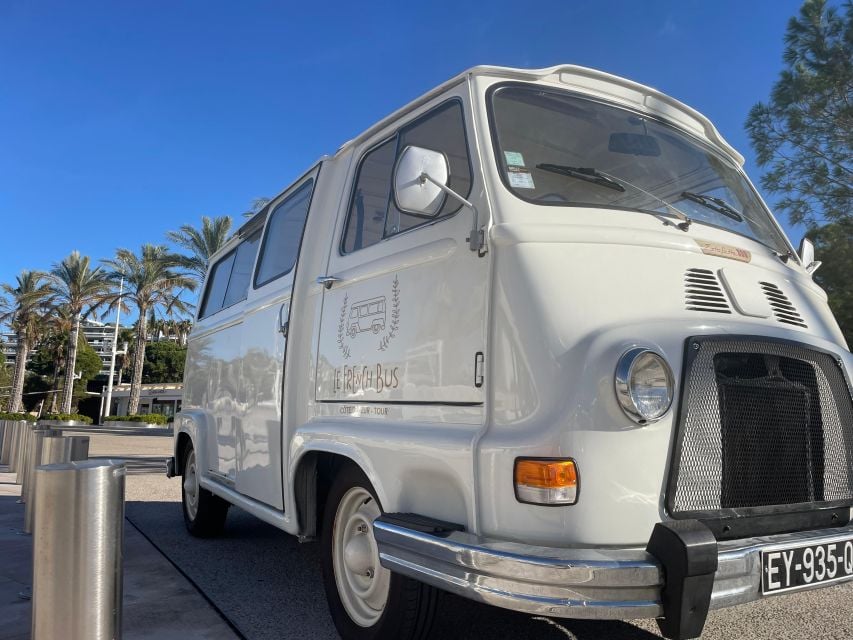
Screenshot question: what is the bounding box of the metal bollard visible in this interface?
[0,420,14,466]
[23,434,68,533]
[19,428,57,502]
[22,430,89,533]
[16,423,35,485]
[68,435,90,461]
[7,422,22,473]
[32,459,126,640]
[0,420,5,460]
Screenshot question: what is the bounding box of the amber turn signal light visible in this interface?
[514,458,579,505]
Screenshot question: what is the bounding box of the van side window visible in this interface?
[388,101,472,235]
[342,139,396,254]
[199,252,236,319]
[198,230,261,319]
[222,230,260,307]
[341,99,472,254]
[254,180,315,288]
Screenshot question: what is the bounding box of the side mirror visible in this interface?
[799,237,822,275]
[393,146,449,216]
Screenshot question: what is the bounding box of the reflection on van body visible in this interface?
[172,65,853,640]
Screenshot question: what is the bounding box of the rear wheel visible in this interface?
[181,444,229,537]
[321,464,438,640]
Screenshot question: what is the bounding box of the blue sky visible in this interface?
[1,0,805,302]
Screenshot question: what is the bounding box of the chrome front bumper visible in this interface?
[373,519,853,621]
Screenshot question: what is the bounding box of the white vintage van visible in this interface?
[170,65,853,640]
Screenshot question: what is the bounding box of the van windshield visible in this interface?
[489,84,791,255]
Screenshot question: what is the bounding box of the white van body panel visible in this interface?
[316,86,489,407]
[184,294,247,483]
[236,171,317,509]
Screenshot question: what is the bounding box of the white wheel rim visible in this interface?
[183,450,199,520]
[332,486,390,627]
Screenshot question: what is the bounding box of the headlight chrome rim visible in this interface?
[615,348,674,424]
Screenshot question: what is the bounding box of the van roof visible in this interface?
[233,64,743,244]
[336,64,743,166]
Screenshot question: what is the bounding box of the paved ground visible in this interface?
[5,431,853,639]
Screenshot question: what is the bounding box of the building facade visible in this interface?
[1,319,124,377]
[101,382,183,419]
[1,318,190,378]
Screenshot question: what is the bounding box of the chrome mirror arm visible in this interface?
[419,172,485,254]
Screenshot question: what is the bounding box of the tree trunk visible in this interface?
[8,330,29,413]
[128,314,147,415]
[61,312,81,414]
[49,355,61,414]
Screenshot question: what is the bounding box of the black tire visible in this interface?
[181,442,229,537]
[321,464,438,640]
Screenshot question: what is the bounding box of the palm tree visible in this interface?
[49,251,111,414]
[115,327,135,385]
[102,245,196,414]
[166,215,233,283]
[175,318,193,346]
[0,271,53,412]
[40,306,74,414]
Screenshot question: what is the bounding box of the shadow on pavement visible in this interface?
[126,500,662,640]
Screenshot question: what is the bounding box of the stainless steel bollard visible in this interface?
[32,459,126,640]
[0,420,12,465]
[19,428,57,502]
[23,434,68,533]
[22,430,89,533]
[15,423,35,484]
[68,435,90,461]
[7,422,22,473]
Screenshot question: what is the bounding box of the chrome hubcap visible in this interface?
[183,450,199,520]
[332,487,390,627]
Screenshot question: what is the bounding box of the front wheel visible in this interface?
[181,444,229,537]
[321,464,438,640]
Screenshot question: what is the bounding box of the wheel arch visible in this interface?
[291,445,383,541]
[173,410,208,476]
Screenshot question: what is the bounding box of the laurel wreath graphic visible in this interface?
[378,275,400,352]
[336,293,351,359]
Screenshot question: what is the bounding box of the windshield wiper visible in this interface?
[536,164,625,193]
[680,192,744,222]
[536,163,693,231]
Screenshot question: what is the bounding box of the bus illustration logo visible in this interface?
[348,297,386,337]
[337,276,401,358]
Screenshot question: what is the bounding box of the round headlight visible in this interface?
[615,348,674,423]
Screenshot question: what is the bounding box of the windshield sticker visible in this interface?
[507,166,535,189]
[504,150,526,167]
[696,239,751,263]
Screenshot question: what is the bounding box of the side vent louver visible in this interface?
[685,268,731,314]
[760,282,807,328]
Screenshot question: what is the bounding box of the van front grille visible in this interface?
[684,268,731,314]
[668,337,853,517]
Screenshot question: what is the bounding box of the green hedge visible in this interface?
[0,412,37,422]
[41,413,94,424]
[104,414,168,425]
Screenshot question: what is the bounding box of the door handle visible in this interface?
[316,275,343,289]
[278,301,290,336]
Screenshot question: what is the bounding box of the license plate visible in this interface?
[762,537,853,595]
